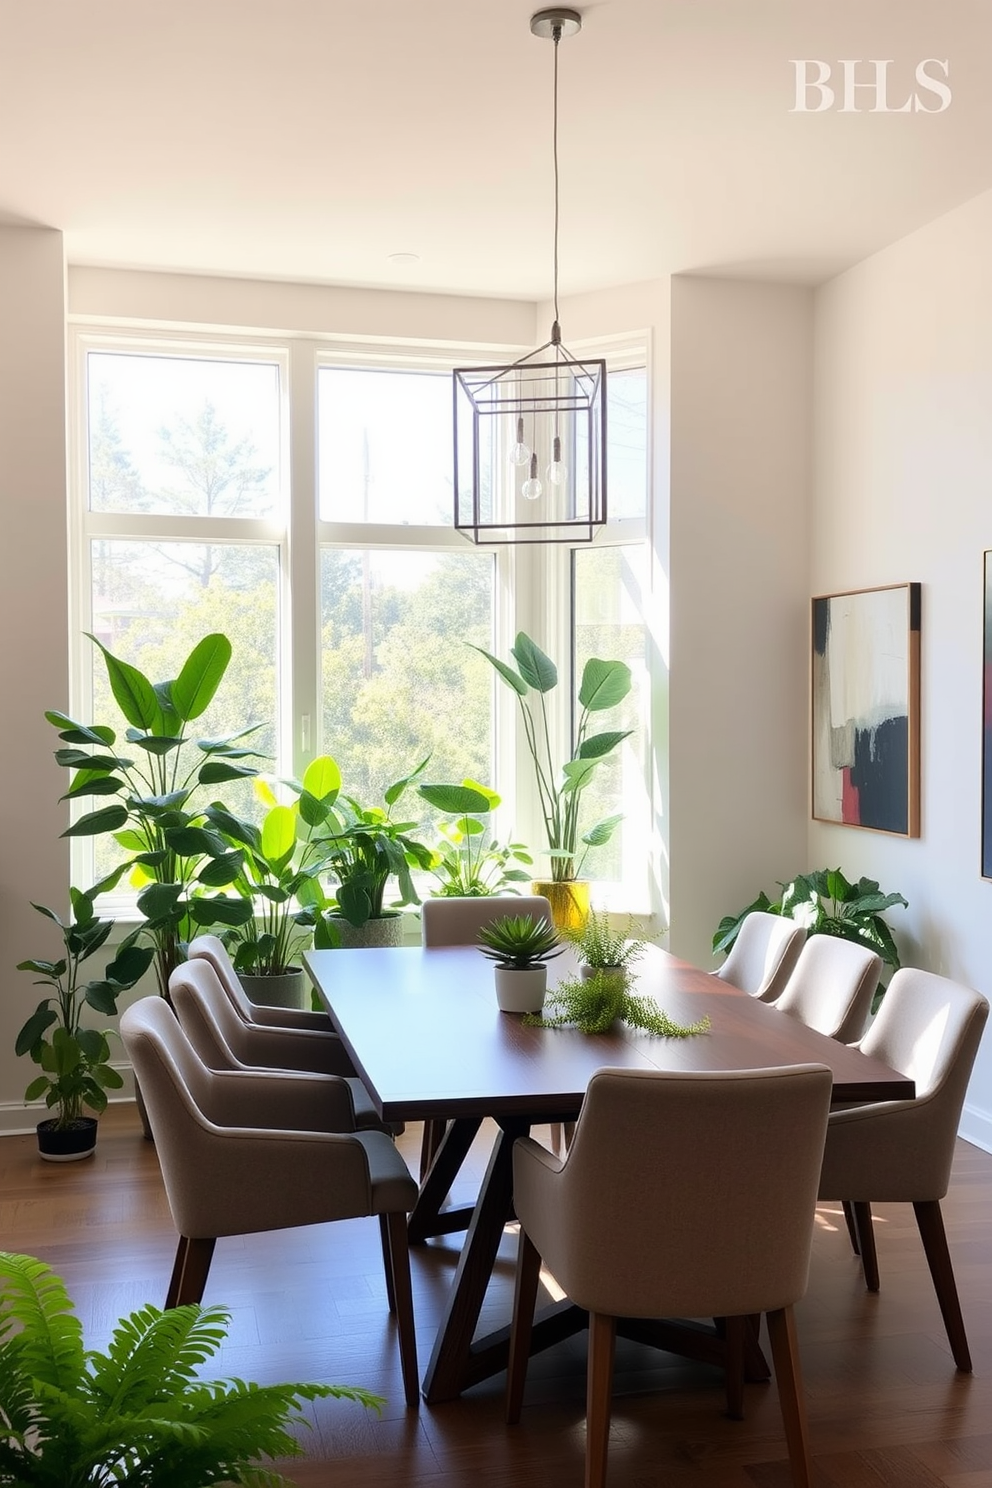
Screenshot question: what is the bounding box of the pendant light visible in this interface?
[453,8,607,544]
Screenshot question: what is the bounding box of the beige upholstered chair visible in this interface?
[420,894,553,946]
[506,1064,833,1488]
[714,910,806,1002]
[119,995,421,1408]
[819,967,989,1371]
[774,935,882,1044]
[419,895,553,1174]
[169,959,385,1132]
[188,933,334,1031]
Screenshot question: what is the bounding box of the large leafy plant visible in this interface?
[46,634,262,998]
[202,757,343,976]
[316,760,434,932]
[15,895,154,1129]
[713,868,908,994]
[417,780,532,897]
[474,632,631,883]
[0,1250,379,1488]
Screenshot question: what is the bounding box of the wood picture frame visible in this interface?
[811,582,921,837]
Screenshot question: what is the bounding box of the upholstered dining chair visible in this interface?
[419,894,553,1174]
[506,1064,834,1488]
[773,935,882,1044]
[119,995,421,1408]
[170,959,386,1132]
[188,933,334,1032]
[713,910,806,1002]
[819,967,989,1372]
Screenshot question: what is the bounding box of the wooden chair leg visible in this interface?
[851,1201,879,1291]
[173,1236,216,1306]
[165,1236,190,1309]
[379,1213,397,1314]
[723,1315,746,1420]
[585,1312,617,1488]
[382,1211,420,1408]
[842,1199,860,1255]
[765,1305,813,1488]
[506,1227,542,1424]
[914,1199,972,1372]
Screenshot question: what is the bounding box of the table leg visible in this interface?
[408,1116,482,1244]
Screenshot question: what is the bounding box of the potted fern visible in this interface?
[477,912,563,1013]
[563,907,650,990]
[0,1250,380,1486]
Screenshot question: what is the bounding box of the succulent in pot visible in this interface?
[477,912,563,1014]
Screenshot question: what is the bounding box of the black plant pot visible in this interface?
[36,1116,98,1163]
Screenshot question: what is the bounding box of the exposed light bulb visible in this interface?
[521,451,543,501]
[508,416,531,467]
[546,434,568,487]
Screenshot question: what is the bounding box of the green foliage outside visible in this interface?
[0,1251,380,1487]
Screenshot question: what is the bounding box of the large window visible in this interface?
[70,330,652,911]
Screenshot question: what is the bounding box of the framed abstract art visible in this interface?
[811,583,921,836]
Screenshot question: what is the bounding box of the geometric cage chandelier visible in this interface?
[453,8,607,544]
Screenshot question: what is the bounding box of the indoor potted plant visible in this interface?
[0,1250,380,1486]
[473,632,632,930]
[418,779,533,897]
[563,907,651,990]
[477,911,563,1013]
[45,632,261,1001]
[316,759,434,948]
[201,754,343,1007]
[15,892,154,1160]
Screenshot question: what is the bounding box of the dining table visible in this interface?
[304,942,915,1404]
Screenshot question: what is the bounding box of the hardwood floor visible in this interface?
[2,1104,991,1486]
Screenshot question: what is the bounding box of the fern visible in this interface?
[525,971,711,1038]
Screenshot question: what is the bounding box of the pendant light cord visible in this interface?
[552,23,561,332]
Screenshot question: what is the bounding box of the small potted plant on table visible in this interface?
[16,892,154,1160]
[477,912,563,1014]
[565,907,650,991]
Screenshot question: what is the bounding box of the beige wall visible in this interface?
[811,187,992,1147]
[0,226,70,1126]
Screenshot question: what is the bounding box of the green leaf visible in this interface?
[171,633,233,721]
[15,1004,57,1057]
[470,644,528,696]
[511,633,558,692]
[106,942,156,986]
[561,758,598,793]
[382,756,430,807]
[418,782,492,815]
[198,760,257,785]
[136,882,183,919]
[84,981,122,1015]
[581,812,623,847]
[62,803,129,838]
[578,657,632,711]
[60,771,123,800]
[46,709,116,746]
[164,825,218,857]
[128,733,182,756]
[578,730,632,760]
[196,851,244,887]
[88,635,162,730]
[302,754,341,802]
[188,896,255,928]
[54,749,125,771]
[825,867,854,903]
[261,805,297,868]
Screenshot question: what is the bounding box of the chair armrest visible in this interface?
[200,1066,359,1132]
[240,1023,358,1076]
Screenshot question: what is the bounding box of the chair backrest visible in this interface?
[170,958,254,1070]
[421,895,553,947]
[515,1063,832,1320]
[187,934,257,1024]
[714,911,806,1002]
[774,934,881,1042]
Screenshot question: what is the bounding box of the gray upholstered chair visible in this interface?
[506,1064,834,1488]
[819,967,989,1372]
[774,935,881,1044]
[169,959,386,1132]
[419,894,553,1173]
[714,910,806,1002]
[188,933,334,1032]
[119,995,421,1408]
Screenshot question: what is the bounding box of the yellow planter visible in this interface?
[532,878,591,933]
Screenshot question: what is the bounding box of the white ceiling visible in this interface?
[2,0,991,300]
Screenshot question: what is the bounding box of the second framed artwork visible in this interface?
[811,583,921,837]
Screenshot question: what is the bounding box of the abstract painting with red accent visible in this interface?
[811,583,920,837]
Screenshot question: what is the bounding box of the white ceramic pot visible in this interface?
[494,966,548,1014]
[580,963,627,990]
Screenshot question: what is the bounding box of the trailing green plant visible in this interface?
[473,632,632,883]
[0,1250,381,1487]
[45,634,263,998]
[563,907,650,971]
[713,868,908,995]
[525,970,712,1037]
[477,913,563,970]
[315,760,434,933]
[202,756,343,976]
[417,779,532,897]
[15,893,154,1130]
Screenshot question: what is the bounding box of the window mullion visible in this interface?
[288,339,319,776]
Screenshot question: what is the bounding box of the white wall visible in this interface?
[811,187,992,1147]
[669,276,813,967]
[0,227,70,1128]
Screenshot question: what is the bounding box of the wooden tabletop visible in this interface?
[304,943,915,1120]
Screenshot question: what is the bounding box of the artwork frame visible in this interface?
[811,582,921,837]
[981,554,992,878]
